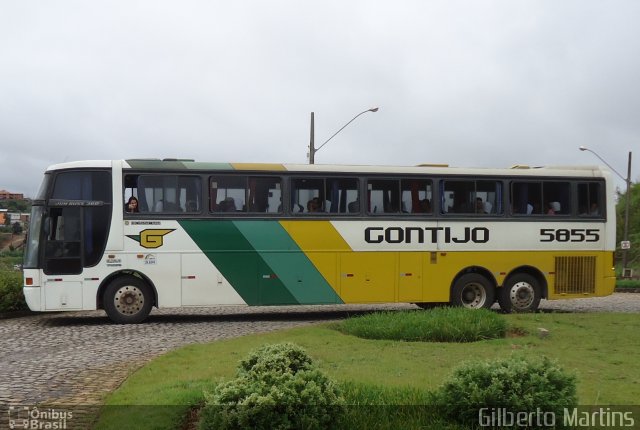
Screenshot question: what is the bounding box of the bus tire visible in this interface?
[103,276,153,324]
[450,273,495,309]
[498,274,541,313]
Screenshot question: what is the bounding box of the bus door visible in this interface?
[41,203,112,310]
[39,170,113,310]
[42,205,84,310]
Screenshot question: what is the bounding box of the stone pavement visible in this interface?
[0,303,414,428]
[0,294,638,428]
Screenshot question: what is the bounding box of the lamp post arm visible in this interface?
[315,108,377,153]
[580,147,627,182]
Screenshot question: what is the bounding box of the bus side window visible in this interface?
[291,178,323,214]
[136,175,201,213]
[367,179,400,214]
[578,182,602,217]
[401,179,432,214]
[511,182,542,215]
[543,182,570,215]
[124,175,141,212]
[248,177,282,213]
[211,176,245,212]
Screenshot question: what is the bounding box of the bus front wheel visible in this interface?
[498,274,541,313]
[103,276,153,324]
[451,273,495,309]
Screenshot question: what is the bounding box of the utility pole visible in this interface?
[309,112,315,164]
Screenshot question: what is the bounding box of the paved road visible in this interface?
[0,293,638,428]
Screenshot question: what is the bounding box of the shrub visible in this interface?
[616,279,640,289]
[199,343,345,430]
[239,341,315,377]
[335,307,507,342]
[0,270,27,312]
[432,356,577,427]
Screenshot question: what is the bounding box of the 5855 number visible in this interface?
[540,228,600,243]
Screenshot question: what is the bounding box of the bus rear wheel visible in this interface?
[103,276,153,324]
[498,274,541,313]
[451,273,495,309]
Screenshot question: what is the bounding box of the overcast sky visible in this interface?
[1,0,639,197]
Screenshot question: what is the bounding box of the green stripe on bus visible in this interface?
[233,221,342,304]
[179,220,298,305]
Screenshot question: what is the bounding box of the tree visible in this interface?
[11,222,22,235]
[616,181,640,269]
[0,199,31,213]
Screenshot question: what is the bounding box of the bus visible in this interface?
[23,159,616,323]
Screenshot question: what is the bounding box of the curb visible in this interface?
[0,290,638,320]
[615,288,640,293]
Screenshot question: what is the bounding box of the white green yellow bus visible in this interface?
[23,159,616,323]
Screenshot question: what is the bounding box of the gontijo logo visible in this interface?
[127,229,175,249]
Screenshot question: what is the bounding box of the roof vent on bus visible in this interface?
[416,163,449,167]
[510,165,531,169]
[162,158,195,162]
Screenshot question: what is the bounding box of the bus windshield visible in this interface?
[23,206,45,269]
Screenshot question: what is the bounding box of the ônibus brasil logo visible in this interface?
[127,229,175,249]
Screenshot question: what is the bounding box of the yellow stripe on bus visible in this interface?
[231,163,287,171]
[279,220,615,304]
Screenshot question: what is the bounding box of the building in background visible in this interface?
[0,190,24,200]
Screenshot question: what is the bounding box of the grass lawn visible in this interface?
[94,312,640,430]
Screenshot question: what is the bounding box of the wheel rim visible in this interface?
[460,282,487,308]
[508,281,535,310]
[113,285,144,316]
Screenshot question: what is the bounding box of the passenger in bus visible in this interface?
[348,198,360,213]
[386,203,400,213]
[307,198,321,212]
[581,202,599,216]
[526,203,534,214]
[125,196,139,213]
[219,197,236,212]
[185,200,198,212]
[451,195,471,213]
[546,201,560,215]
[475,198,487,214]
[420,199,431,213]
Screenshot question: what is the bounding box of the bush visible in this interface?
[199,343,345,430]
[335,307,507,342]
[432,356,577,427]
[616,279,640,289]
[0,270,28,312]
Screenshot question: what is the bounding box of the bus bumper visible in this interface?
[602,275,616,296]
[23,269,42,311]
[23,286,42,311]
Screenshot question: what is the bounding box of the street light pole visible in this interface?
[579,146,633,276]
[308,107,379,164]
[309,112,315,165]
[623,151,632,272]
